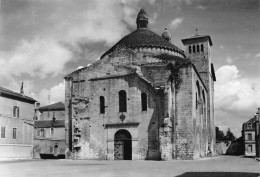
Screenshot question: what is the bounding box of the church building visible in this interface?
[64,9,216,160]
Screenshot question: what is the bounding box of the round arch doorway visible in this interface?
[114,129,132,160]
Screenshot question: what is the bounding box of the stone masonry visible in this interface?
[64,9,216,160]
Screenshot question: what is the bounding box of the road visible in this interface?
[0,156,259,177]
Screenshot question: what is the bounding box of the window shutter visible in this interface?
[13,106,16,117]
[17,107,20,118]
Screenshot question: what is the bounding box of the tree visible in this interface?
[215,126,225,141]
[225,128,236,141]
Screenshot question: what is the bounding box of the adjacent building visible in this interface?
[242,113,258,156]
[64,9,216,160]
[34,102,66,159]
[255,108,260,157]
[0,86,37,160]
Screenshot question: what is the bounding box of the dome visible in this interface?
[162,28,171,39]
[100,28,184,59]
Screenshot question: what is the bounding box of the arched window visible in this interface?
[189,46,192,53]
[119,90,127,112]
[193,45,196,53]
[196,92,198,109]
[40,128,45,137]
[197,45,200,53]
[100,96,105,114]
[196,81,201,98]
[201,44,204,52]
[196,81,200,109]
[141,92,147,111]
[202,90,206,115]
[202,90,206,105]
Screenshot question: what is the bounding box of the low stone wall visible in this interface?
[216,141,230,155]
[33,139,66,159]
[0,144,33,160]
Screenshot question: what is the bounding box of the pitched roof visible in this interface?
[39,102,65,112]
[0,86,37,104]
[246,117,256,123]
[182,34,213,46]
[34,120,65,128]
[100,28,185,59]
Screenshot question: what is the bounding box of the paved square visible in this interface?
[0,156,259,177]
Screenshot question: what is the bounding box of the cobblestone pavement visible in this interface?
[0,156,259,177]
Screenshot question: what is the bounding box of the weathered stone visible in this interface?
[64,9,216,160]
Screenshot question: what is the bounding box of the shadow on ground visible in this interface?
[175,172,259,177]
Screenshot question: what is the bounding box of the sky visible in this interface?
[0,0,259,137]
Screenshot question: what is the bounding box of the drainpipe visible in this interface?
[155,87,161,160]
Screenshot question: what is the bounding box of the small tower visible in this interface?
[136,9,149,29]
[162,28,171,42]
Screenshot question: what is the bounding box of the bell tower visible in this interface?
[181,29,213,73]
[182,30,216,156]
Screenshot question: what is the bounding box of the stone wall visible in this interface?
[170,66,208,160]
[64,46,213,160]
[33,139,66,158]
[183,39,216,156]
[65,61,162,159]
[216,141,230,155]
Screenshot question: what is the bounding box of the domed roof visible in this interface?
[100,28,184,59]
[162,28,171,39]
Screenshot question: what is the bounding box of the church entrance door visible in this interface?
[114,129,132,160]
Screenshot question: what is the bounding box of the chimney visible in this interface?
[20,82,24,95]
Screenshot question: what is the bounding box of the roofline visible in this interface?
[0,87,37,104]
[39,108,65,112]
[181,35,213,46]
[100,28,185,59]
[39,102,65,112]
[34,120,65,128]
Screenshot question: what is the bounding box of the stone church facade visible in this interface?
[64,9,216,160]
